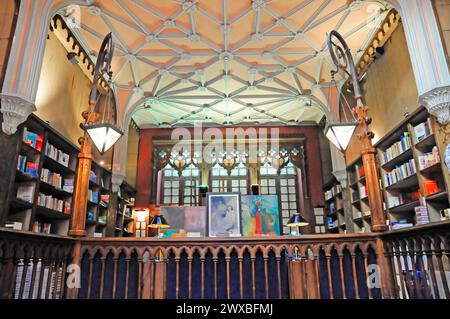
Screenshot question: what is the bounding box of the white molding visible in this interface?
[333,169,348,188]
[111,172,125,193]
[0,94,36,135]
[420,85,450,125]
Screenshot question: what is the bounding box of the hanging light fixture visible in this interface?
[82,33,123,154]
[323,70,358,153]
[324,122,357,153]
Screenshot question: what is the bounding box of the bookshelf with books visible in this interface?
[85,160,112,237]
[4,114,78,236]
[116,181,136,237]
[323,177,343,234]
[376,107,450,230]
[347,158,373,233]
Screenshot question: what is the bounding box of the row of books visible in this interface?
[45,143,70,167]
[413,118,434,143]
[386,189,421,209]
[23,128,43,152]
[89,190,99,203]
[17,155,39,178]
[32,221,52,234]
[418,146,440,171]
[40,168,75,193]
[40,168,63,189]
[325,184,342,200]
[37,193,71,214]
[383,159,417,187]
[381,132,412,165]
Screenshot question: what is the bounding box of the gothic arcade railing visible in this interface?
[75,234,381,299]
[0,229,74,299]
[380,221,450,299]
[1,222,449,299]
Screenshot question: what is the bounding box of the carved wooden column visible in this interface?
[69,132,93,237]
[354,102,388,232]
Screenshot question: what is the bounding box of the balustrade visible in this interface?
[1,222,449,299]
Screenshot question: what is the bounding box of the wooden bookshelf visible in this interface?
[375,107,450,229]
[347,158,373,233]
[85,160,112,237]
[5,114,78,236]
[116,181,136,237]
[323,176,343,234]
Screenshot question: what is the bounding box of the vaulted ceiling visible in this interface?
[60,0,391,127]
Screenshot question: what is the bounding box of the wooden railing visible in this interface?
[0,229,74,299]
[380,221,450,299]
[1,222,449,299]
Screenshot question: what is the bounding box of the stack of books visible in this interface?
[391,221,414,230]
[62,179,74,193]
[383,159,417,187]
[413,119,433,143]
[418,146,440,170]
[381,132,411,164]
[100,194,110,207]
[415,206,430,225]
[45,143,70,167]
[25,162,39,178]
[5,221,23,230]
[17,155,28,173]
[23,128,43,152]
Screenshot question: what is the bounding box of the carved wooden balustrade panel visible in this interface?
[4,224,449,300]
[76,234,381,299]
[381,222,450,299]
[0,229,74,299]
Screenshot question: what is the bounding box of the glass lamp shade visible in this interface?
[83,121,123,154]
[148,215,170,229]
[287,213,309,228]
[324,123,357,153]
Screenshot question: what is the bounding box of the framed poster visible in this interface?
[206,193,242,237]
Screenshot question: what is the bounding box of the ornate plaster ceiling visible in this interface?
[60,0,391,127]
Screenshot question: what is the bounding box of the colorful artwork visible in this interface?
[160,206,185,230]
[184,206,207,236]
[207,193,241,237]
[160,206,207,236]
[241,195,280,236]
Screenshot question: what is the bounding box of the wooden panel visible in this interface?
[433,0,450,70]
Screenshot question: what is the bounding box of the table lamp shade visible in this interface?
[287,213,309,227]
[148,215,170,229]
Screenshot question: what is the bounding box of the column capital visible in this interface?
[111,172,125,193]
[332,169,348,188]
[0,94,36,135]
[420,85,450,125]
